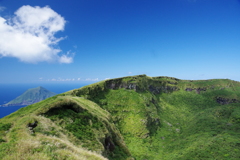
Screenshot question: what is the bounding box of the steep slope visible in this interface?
[0,94,132,159]
[1,75,240,160]
[72,75,240,159]
[4,86,57,106]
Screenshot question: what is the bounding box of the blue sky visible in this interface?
[0,0,240,83]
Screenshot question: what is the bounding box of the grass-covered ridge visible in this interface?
[1,74,240,159]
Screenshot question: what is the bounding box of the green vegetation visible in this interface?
[1,75,240,159]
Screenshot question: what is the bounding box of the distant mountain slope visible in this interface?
[1,75,240,159]
[4,86,56,106]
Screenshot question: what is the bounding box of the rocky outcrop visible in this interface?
[105,79,137,91]
[216,97,238,105]
[185,87,207,94]
[149,85,178,94]
[106,80,178,94]
[185,88,193,91]
[196,88,207,94]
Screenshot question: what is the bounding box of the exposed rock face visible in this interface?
[185,87,207,94]
[149,85,178,94]
[196,87,207,94]
[105,79,137,91]
[106,80,178,94]
[74,75,179,99]
[216,97,238,105]
[185,88,194,92]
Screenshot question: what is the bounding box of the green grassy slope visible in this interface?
[0,94,132,160]
[1,75,240,159]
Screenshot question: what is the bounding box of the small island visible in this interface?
[3,86,56,106]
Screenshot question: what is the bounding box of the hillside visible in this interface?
[4,86,57,106]
[0,75,240,159]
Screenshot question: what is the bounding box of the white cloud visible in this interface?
[85,78,99,81]
[0,5,73,63]
[59,55,73,63]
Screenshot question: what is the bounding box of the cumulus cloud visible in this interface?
[59,55,73,63]
[0,5,73,63]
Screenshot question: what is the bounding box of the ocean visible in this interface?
[0,83,89,118]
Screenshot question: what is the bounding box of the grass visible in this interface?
[1,75,240,159]
[0,96,112,160]
[73,75,240,159]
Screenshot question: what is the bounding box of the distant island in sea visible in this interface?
[1,86,56,106]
